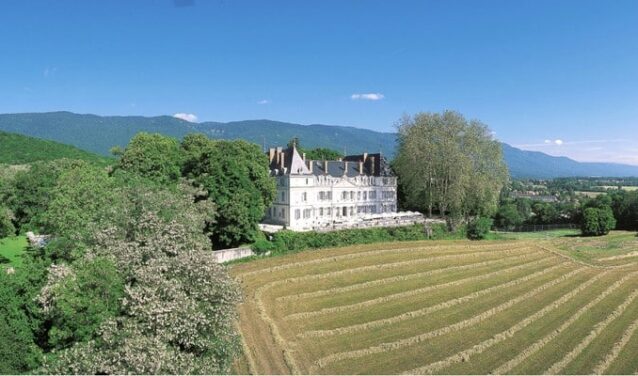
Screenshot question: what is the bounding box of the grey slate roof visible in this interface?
[267,147,394,177]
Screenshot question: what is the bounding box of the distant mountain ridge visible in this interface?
[0,111,637,179]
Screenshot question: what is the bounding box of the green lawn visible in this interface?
[491,229,580,240]
[0,236,27,268]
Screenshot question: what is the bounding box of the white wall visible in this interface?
[263,174,398,231]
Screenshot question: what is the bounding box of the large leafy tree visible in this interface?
[8,159,86,232]
[182,134,276,247]
[0,271,42,374]
[41,183,240,374]
[393,111,508,225]
[116,133,182,184]
[43,163,119,244]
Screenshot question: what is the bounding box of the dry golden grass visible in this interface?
[231,238,638,374]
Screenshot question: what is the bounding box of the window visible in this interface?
[302,192,307,202]
[350,191,355,199]
[319,208,323,216]
[306,178,309,185]
[280,191,285,201]
[342,191,348,200]
[369,191,377,199]
[357,191,361,200]
[363,191,367,200]
[343,207,348,216]
[327,207,332,215]
[295,209,300,219]
[327,191,332,200]
[303,209,312,218]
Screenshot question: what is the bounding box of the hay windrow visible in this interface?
[276,251,546,303]
[284,258,549,320]
[312,266,584,370]
[493,271,638,375]
[544,288,638,374]
[592,314,638,374]
[404,271,608,375]
[238,242,524,278]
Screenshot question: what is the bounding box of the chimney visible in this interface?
[302,152,306,161]
[343,161,349,176]
[280,152,285,169]
[269,148,276,163]
[308,160,313,173]
[323,160,328,175]
[359,161,364,175]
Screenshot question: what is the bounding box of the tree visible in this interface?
[285,137,344,161]
[0,272,42,374]
[531,202,558,224]
[495,203,522,230]
[182,135,276,247]
[9,159,86,232]
[38,257,124,349]
[116,133,182,184]
[581,207,616,236]
[0,206,15,237]
[41,184,241,374]
[393,111,508,226]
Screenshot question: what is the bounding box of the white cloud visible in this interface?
[554,139,564,145]
[257,99,271,105]
[351,93,385,101]
[173,113,198,123]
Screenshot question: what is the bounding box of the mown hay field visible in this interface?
[231,236,638,374]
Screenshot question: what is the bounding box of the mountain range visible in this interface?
[0,111,637,179]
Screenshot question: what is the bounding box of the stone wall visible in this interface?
[212,247,254,263]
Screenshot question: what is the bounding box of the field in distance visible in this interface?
[231,233,638,374]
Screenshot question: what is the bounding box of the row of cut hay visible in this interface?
[273,249,539,304]
[252,280,300,374]
[592,312,638,374]
[492,271,638,375]
[236,241,528,279]
[275,251,545,303]
[246,247,531,300]
[298,260,564,338]
[282,252,557,323]
[233,240,522,277]
[597,251,638,262]
[236,324,257,375]
[403,271,608,375]
[544,288,638,374]
[287,254,553,322]
[538,244,638,270]
[311,266,585,370]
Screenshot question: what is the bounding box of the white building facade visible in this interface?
[262,145,400,231]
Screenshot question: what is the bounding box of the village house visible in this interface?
[262,144,423,231]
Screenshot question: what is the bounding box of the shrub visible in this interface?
[467,217,493,240]
[251,238,275,255]
[268,224,432,256]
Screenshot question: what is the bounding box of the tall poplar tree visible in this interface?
[393,111,508,226]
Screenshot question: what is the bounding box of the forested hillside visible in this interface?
[0,130,108,165]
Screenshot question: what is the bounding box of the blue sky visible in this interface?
[1,0,637,164]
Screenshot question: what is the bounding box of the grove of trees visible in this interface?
[0,132,276,373]
[393,111,508,228]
